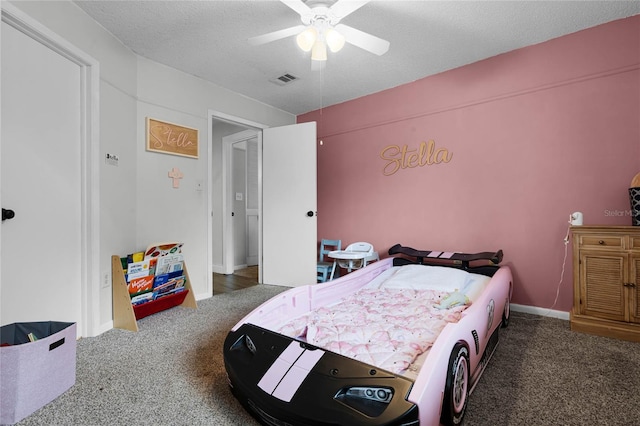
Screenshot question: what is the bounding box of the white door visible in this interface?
[232,145,247,267]
[262,122,317,286]
[245,138,259,266]
[1,21,83,328]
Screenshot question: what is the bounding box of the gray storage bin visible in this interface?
[0,321,76,425]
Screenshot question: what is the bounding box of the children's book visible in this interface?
[122,242,189,309]
[144,242,183,259]
[153,276,185,297]
[127,259,151,281]
[155,286,186,300]
[131,292,154,305]
[153,270,184,288]
[131,251,145,263]
[128,275,154,296]
[155,254,184,275]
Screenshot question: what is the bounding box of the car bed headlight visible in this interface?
[229,334,257,356]
[334,386,394,417]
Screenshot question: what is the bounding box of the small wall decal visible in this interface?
[168,167,184,188]
[380,140,453,176]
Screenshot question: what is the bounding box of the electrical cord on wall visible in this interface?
[512,216,571,320]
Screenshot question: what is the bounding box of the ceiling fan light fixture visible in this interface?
[325,28,345,53]
[311,39,327,61]
[296,27,317,52]
[249,0,390,66]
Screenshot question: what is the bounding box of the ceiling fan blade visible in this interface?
[280,0,312,17]
[335,24,389,56]
[330,0,369,19]
[248,25,306,46]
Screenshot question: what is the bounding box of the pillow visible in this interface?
[380,264,470,292]
[464,273,491,301]
[434,291,470,310]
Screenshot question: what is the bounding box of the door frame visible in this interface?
[222,129,259,274]
[1,4,100,337]
[208,111,267,283]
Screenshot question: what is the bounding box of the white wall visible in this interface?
[98,80,139,327]
[136,57,295,300]
[10,0,296,334]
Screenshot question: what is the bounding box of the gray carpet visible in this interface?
[14,285,640,425]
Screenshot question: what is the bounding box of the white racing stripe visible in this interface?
[258,341,325,402]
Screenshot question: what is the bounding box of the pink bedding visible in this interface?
[277,287,469,374]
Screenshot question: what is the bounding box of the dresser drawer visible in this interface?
[578,235,624,249]
[631,236,640,250]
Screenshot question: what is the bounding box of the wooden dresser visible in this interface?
[570,226,640,342]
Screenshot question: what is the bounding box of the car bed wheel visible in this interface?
[441,342,469,426]
[501,301,510,328]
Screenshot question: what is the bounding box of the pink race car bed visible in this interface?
[224,244,513,425]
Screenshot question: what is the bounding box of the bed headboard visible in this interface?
[388,244,503,277]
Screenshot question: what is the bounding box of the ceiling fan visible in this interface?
[248,0,390,63]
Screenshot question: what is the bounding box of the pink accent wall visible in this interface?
[299,16,640,312]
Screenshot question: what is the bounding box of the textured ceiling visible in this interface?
[74,1,640,116]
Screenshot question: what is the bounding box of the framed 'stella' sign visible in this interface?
[146,117,199,159]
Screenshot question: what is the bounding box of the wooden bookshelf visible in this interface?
[112,255,197,332]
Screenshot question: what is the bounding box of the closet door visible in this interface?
[1,21,82,330]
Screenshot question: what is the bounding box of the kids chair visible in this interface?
[317,239,341,283]
[328,242,379,277]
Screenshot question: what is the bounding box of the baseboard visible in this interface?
[211,264,252,274]
[510,303,570,320]
[196,291,213,301]
[97,320,114,336]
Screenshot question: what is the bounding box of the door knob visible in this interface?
[306,211,315,217]
[2,208,15,221]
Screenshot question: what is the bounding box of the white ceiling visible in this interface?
[74,1,640,116]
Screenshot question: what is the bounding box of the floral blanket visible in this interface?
[277,288,469,374]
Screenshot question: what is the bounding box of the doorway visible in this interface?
[225,131,260,272]
[214,132,260,294]
[210,113,265,291]
[209,112,317,293]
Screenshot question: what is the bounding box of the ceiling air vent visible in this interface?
[270,73,299,86]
